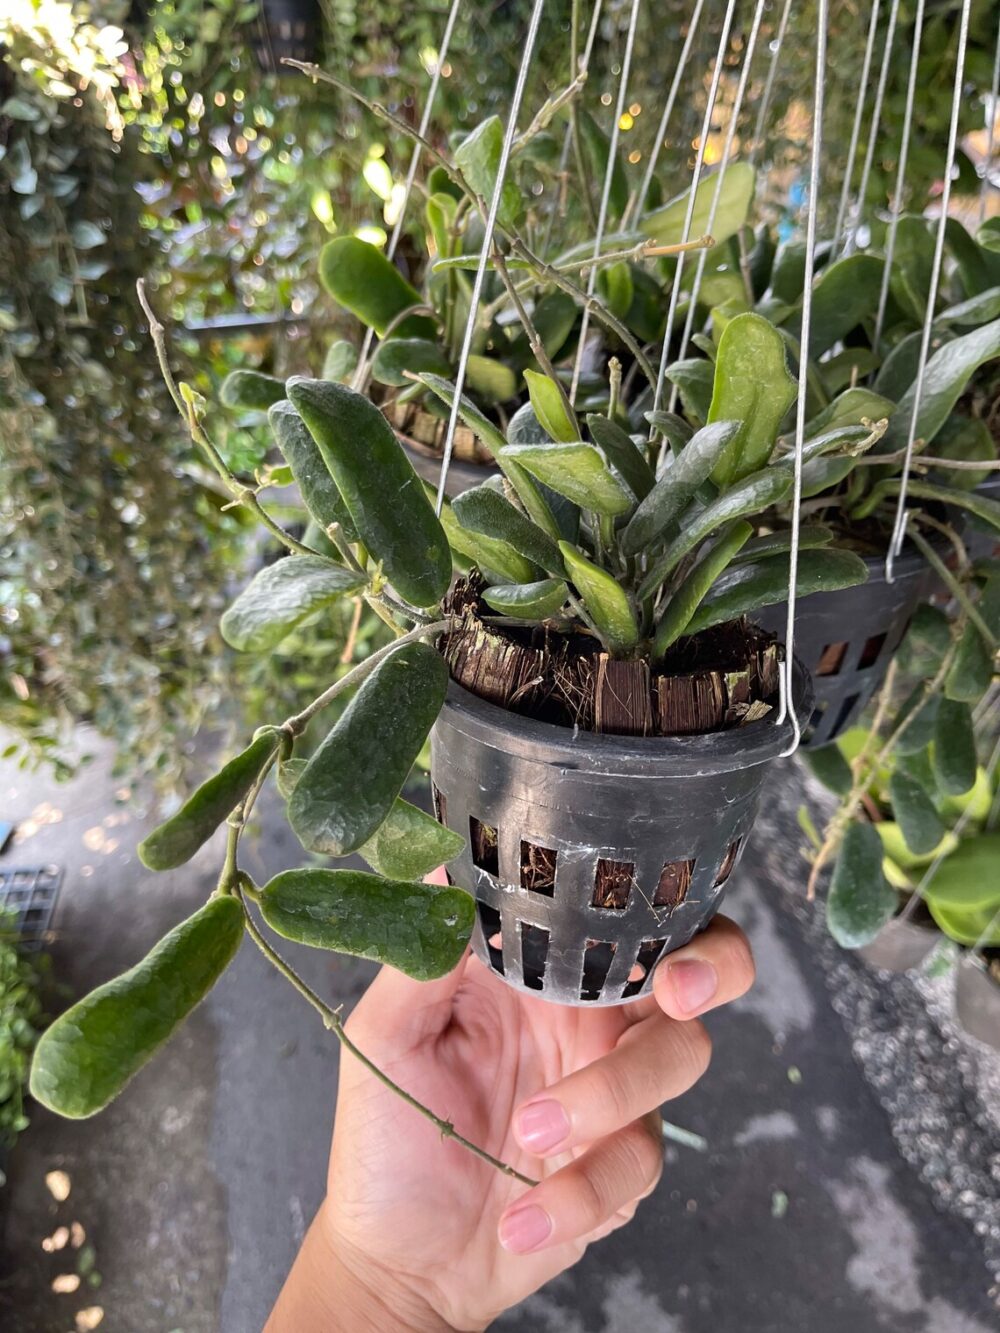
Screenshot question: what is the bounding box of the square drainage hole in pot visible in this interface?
[816,642,849,676]
[520,840,557,896]
[478,901,504,973]
[521,922,549,989]
[858,631,887,668]
[469,817,499,875]
[714,839,742,888]
[581,940,616,1000]
[622,939,668,999]
[591,859,635,910]
[654,858,695,910]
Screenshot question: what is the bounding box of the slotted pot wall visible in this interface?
[430,666,811,1007]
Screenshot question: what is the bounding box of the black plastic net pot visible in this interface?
[754,544,933,748]
[429,662,811,1007]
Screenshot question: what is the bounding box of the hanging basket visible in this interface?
[384,402,498,498]
[753,542,934,748]
[954,952,1000,1052]
[855,905,939,973]
[430,662,811,1007]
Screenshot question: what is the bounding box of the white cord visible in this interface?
[830,0,882,256]
[748,0,794,169]
[978,15,1000,226]
[843,0,901,257]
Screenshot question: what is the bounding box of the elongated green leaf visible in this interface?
[653,521,752,655]
[437,496,536,584]
[889,771,945,857]
[452,486,563,575]
[270,400,358,540]
[707,314,796,487]
[220,369,286,411]
[524,369,577,443]
[888,215,934,322]
[501,441,635,517]
[821,348,881,396]
[358,799,464,880]
[260,869,474,980]
[559,541,638,655]
[806,387,897,437]
[899,604,951,673]
[932,697,977,796]
[929,415,994,491]
[826,822,897,949]
[894,686,940,757]
[532,290,578,359]
[850,479,1000,534]
[586,414,655,501]
[624,423,741,558]
[874,331,922,402]
[637,466,793,601]
[880,317,1000,451]
[465,355,517,404]
[220,556,365,653]
[372,337,451,387]
[729,524,833,566]
[30,897,244,1117]
[288,641,448,856]
[787,255,884,358]
[946,217,1000,296]
[937,286,1000,327]
[641,162,755,248]
[645,410,693,453]
[455,117,522,229]
[664,359,714,425]
[139,733,278,871]
[482,578,569,619]
[322,339,359,383]
[683,549,869,636]
[945,620,994,703]
[320,238,435,339]
[803,744,853,796]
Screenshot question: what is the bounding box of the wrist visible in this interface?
[267,1201,455,1333]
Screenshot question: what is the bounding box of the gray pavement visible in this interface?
[0,734,997,1332]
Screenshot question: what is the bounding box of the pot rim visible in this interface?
[437,656,813,778]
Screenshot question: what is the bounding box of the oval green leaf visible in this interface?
[372,337,451,388]
[622,421,740,556]
[708,313,796,487]
[358,798,464,881]
[482,578,569,619]
[319,237,436,339]
[500,441,634,517]
[452,486,564,575]
[826,822,897,949]
[221,556,364,653]
[559,541,638,655]
[270,400,358,541]
[524,368,578,443]
[931,697,977,796]
[888,770,945,857]
[220,369,286,411]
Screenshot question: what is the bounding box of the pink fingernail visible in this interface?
[499,1204,552,1254]
[514,1099,570,1153]
[667,958,717,1013]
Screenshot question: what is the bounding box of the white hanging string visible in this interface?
[569,0,643,404]
[830,0,882,256]
[842,0,901,257]
[979,15,1000,226]
[351,0,465,390]
[650,0,739,442]
[672,0,768,369]
[872,0,926,356]
[777,0,826,753]
[434,0,548,513]
[628,0,708,226]
[885,0,973,583]
[748,0,794,169]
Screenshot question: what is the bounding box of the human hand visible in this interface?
[267,887,754,1332]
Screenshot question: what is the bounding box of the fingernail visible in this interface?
[667,958,717,1013]
[514,1099,570,1153]
[499,1204,552,1254]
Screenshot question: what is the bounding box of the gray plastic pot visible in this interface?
[954,953,1000,1052]
[754,542,933,748]
[856,910,939,972]
[430,663,812,1007]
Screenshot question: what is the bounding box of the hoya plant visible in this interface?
[30,270,873,1140]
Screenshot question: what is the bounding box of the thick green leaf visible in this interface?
[260,869,474,980]
[928,415,994,491]
[978,218,1000,255]
[729,524,834,566]
[769,240,807,304]
[221,556,364,653]
[894,687,940,757]
[452,486,563,575]
[644,410,693,455]
[586,414,655,501]
[438,497,536,584]
[803,744,853,796]
[30,897,244,1117]
[501,441,634,517]
[946,217,1000,296]
[288,641,448,856]
[850,479,1000,534]
[821,348,881,396]
[559,541,638,655]
[637,466,793,601]
[653,521,752,655]
[523,369,577,443]
[322,339,359,383]
[683,549,869,636]
[465,355,518,404]
[270,400,358,541]
[641,162,755,248]
[139,733,278,871]
[372,337,451,387]
[936,286,1000,328]
[319,238,435,339]
[787,255,884,358]
[532,290,578,359]
[889,771,945,857]
[899,603,950,671]
[932,697,977,796]
[482,578,569,619]
[664,359,714,425]
[826,822,897,949]
[287,378,452,608]
[598,261,634,319]
[888,216,934,322]
[220,369,286,411]
[946,621,994,703]
[806,387,896,437]
[880,317,1000,451]
[874,331,922,402]
[358,799,464,880]
[923,835,1000,946]
[455,117,522,229]
[707,314,796,487]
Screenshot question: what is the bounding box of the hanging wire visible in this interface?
[872,0,926,355]
[352,0,465,390]
[842,0,901,257]
[830,0,882,255]
[672,0,768,369]
[569,0,643,404]
[885,0,973,582]
[777,0,826,753]
[628,0,708,225]
[979,14,1000,226]
[650,0,739,443]
[748,0,794,169]
[434,0,548,513]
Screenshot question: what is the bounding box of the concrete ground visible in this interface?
[0,734,997,1332]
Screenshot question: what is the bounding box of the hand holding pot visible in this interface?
[266,884,755,1332]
